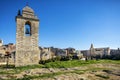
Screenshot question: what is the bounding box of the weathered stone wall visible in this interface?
[40,48,52,60]
[15,6,40,67]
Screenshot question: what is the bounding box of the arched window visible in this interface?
[25,21,31,36]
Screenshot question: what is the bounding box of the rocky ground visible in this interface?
[0,61,120,80]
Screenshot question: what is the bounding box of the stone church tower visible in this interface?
[90,44,95,59]
[15,5,40,66]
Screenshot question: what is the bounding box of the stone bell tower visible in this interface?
[15,5,40,66]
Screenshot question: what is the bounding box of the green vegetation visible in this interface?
[1,60,119,69]
[16,72,63,80]
[15,64,44,71]
[44,59,120,68]
[15,70,85,80]
[44,60,88,68]
[0,64,44,75]
[0,60,119,80]
[14,68,110,80]
[0,60,119,75]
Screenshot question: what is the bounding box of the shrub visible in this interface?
[54,56,61,61]
[39,60,45,64]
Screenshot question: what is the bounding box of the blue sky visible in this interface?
[0,0,120,50]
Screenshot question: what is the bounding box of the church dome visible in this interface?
[22,6,34,13]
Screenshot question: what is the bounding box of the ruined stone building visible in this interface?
[0,42,15,64]
[81,44,110,59]
[0,41,16,56]
[15,5,40,66]
[40,47,67,60]
[90,44,110,56]
[39,47,80,60]
[110,48,120,59]
[40,47,52,60]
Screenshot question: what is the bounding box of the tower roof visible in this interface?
[90,43,94,48]
[22,6,34,13]
[21,5,38,19]
[16,5,39,21]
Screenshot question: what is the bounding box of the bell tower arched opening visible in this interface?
[25,21,31,36]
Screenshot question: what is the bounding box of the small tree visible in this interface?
[5,51,10,68]
[55,56,61,61]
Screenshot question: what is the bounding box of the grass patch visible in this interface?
[44,59,120,68]
[0,65,15,68]
[14,64,44,74]
[0,60,119,75]
[15,64,44,71]
[0,60,119,69]
[44,60,95,68]
[97,59,120,64]
[15,72,63,80]
[0,64,44,75]
[7,68,109,80]
[15,70,85,80]
[0,69,17,75]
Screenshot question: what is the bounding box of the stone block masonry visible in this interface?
[15,5,40,67]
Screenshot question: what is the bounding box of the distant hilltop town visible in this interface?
[0,5,120,66]
[0,39,120,65]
